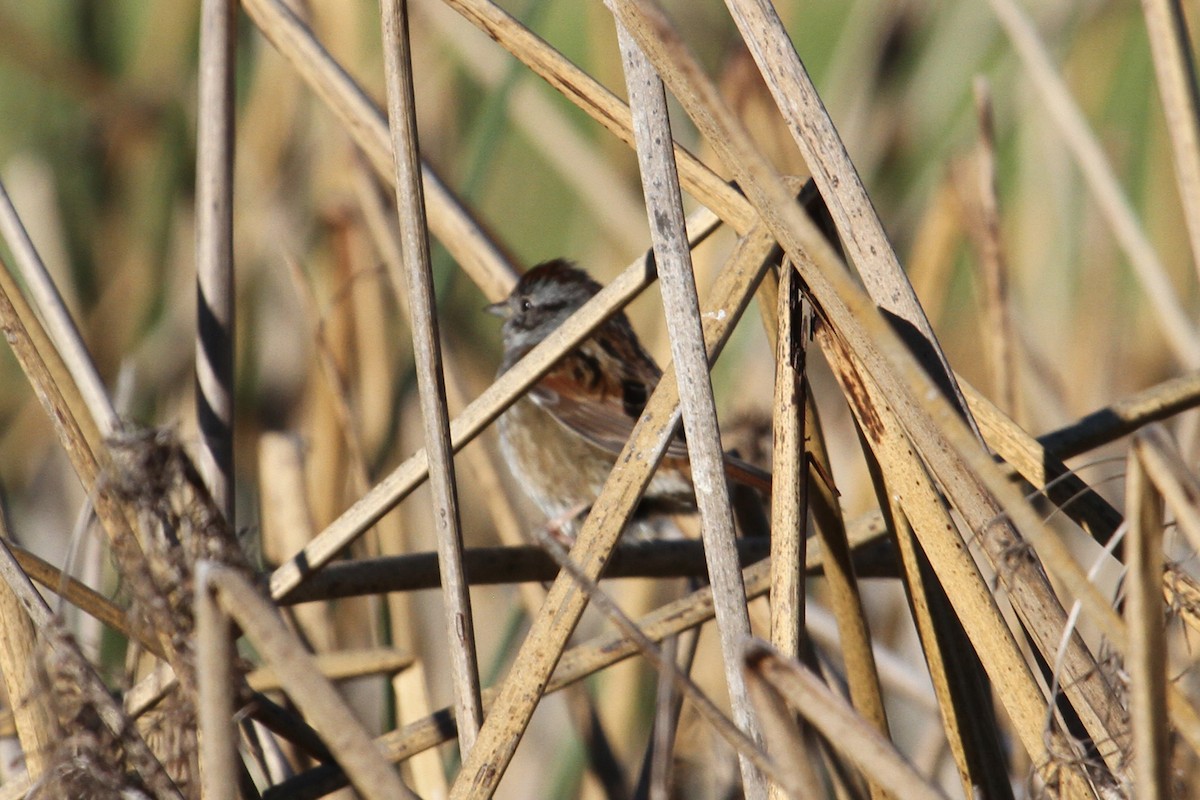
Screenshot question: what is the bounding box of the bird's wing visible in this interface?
[531,341,772,494]
[530,340,675,457]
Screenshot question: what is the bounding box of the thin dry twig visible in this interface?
[529,524,786,790]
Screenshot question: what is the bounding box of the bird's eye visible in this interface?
[520,298,533,313]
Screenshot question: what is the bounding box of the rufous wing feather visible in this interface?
[532,344,774,496]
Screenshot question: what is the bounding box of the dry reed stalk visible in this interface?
[741,656,815,800]
[1135,427,1200,571]
[1,124,257,800]
[616,23,766,799]
[280,249,448,795]
[819,323,1053,797]
[351,155,546,611]
[905,177,965,326]
[763,262,811,800]
[282,248,373,491]
[0,259,108,497]
[598,1,1146,777]
[276,240,389,797]
[195,562,238,800]
[987,0,1200,369]
[1125,431,1171,799]
[0,257,203,690]
[4,539,162,657]
[436,0,756,232]
[964,380,1126,546]
[0,179,116,442]
[743,641,950,800]
[247,648,413,692]
[345,264,395,464]
[0,515,55,781]
[720,0,977,439]
[802,602,937,715]
[791,367,892,799]
[268,515,885,799]
[1036,371,1200,460]
[259,433,338,651]
[6,553,344,774]
[0,536,183,800]
[202,564,419,800]
[14,2,1200,797]
[645,632,684,800]
[0,544,324,768]
[763,257,913,797]
[529,525,782,786]
[380,0,483,750]
[768,262,805,663]
[760,307,827,798]
[194,0,237,519]
[278,539,770,600]
[967,77,1020,421]
[1139,0,1200,286]
[303,228,359,538]
[770,269,896,799]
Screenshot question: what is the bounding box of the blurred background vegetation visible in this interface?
[0,0,1194,796]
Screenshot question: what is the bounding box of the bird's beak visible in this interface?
[484,299,509,318]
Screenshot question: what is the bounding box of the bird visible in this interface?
[487,258,771,537]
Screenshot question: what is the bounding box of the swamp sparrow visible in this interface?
[487,259,770,537]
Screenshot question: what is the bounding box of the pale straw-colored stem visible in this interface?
[378,0,483,752]
[615,21,766,800]
[195,0,237,519]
